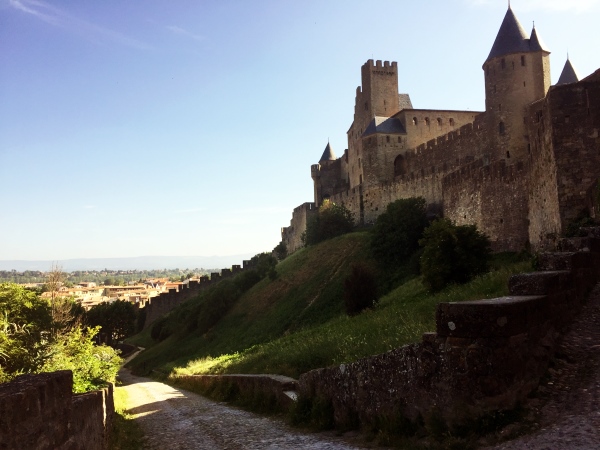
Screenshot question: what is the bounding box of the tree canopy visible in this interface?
[0,282,121,392]
[303,201,354,246]
[419,219,492,292]
[371,197,429,267]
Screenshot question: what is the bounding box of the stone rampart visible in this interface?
[0,370,113,450]
[172,374,298,412]
[281,202,317,253]
[297,231,600,429]
[141,262,252,330]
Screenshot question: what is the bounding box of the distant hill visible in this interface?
[0,255,254,272]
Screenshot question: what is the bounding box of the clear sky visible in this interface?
[1,0,600,262]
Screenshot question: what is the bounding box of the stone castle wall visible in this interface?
[281,202,317,254]
[0,370,114,450]
[528,70,600,249]
[141,261,249,329]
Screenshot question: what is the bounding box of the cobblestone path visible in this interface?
[486,283,600,449]
[118,370,364,450]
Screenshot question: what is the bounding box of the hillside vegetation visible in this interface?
[127,232,531,379]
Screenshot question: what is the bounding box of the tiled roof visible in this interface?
[556,58,580,85]
[362,116,406,137]
[319,143,336,162]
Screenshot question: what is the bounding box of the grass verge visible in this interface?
[109,386,144,450]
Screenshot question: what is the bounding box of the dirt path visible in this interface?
[118,370,365,449]
[485,283,600,449]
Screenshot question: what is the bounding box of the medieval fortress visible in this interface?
[282,7,600,254]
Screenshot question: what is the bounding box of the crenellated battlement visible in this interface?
[362,59,398,70]
[140,258,258,329]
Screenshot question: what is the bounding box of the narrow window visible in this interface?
[425,117,430,126]
[512,61,515,69]
[386,135,390,143]
[501,58,506,69]
[359,175,363,184]
[364,102,368,111]
[521,55,526,66]
[412,117,418,125]
[506,150,510,158]
[449,118,455,127]
[437,118,442,126]
[523,81,526,87]
[358,158,361,168]
[527,143,531,154]
[499,122,505,135]
[397,136,401,143]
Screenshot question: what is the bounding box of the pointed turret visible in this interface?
[556,58,580,85]
[529,26,548,52]
[486,7,530,62]
[483,6,551,164]
[319,142,336,162]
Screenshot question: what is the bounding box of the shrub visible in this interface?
[303,200,354,246]
[371,197,429,267]
[273,241,287,260]
[344,264,378,315]
[420,219,491,292]
[150,316,171,341]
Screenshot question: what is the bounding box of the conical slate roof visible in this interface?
[557,58,580,85]
[319,143,336,162]
[486,7,530,62]
[529,26,548,52]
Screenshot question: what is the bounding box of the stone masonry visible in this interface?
[282,6,600,253]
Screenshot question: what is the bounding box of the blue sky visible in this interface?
[1,0,600,262]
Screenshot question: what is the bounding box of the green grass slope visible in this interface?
[127,232,531,379]
[127,232,374,375]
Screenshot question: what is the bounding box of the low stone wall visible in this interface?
[297,232,600,429]
[173,374,298,411]
[0,371,114,450]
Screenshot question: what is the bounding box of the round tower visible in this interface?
[482,7,550,163]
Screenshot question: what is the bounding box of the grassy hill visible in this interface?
[127,232,531,378]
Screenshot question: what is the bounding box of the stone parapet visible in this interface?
[0,371,114,450]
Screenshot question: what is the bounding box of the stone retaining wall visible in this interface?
[0,371,113,450]
[297,231,600,429]
[173,374,298,411]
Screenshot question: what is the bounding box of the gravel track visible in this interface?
[118,370,364,450]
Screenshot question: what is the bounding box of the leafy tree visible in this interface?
[0,282,121,390]
[86,300,137,345]
[419,219,491,292]
[0,283,52,377]
[273,241,287,261]
[371,197,429,267]
[303,201,354,246]
[41,326,121,393]
[344,264,378,316]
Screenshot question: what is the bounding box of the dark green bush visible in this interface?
[303,201,354,246]
[273,241,287,260]
[371,197,429,267]
[420,219,491,292]
[344,263,378,315]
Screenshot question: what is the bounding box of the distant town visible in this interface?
[1,268,219,310]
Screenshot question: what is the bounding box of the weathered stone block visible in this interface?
[436,296,547,338]
[537,251,593,271]
[509,270,572,296]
